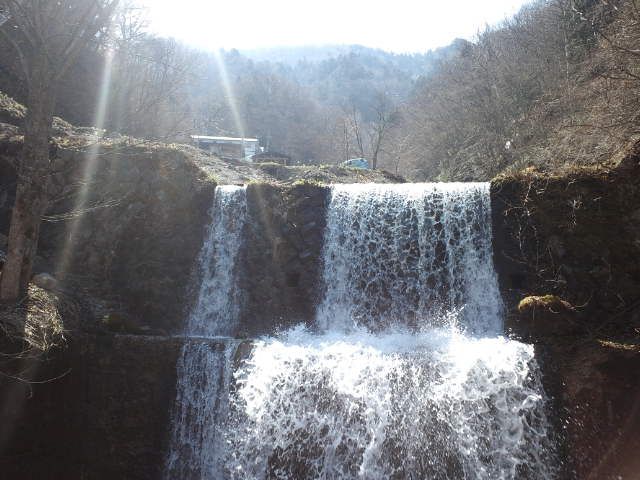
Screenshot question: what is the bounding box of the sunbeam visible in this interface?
[55,49,115,280]
[212,49,246,141]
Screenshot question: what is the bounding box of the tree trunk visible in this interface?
[0,62,56,301]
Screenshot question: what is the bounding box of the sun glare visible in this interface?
[145,0,531,53]
[56,50,115,278]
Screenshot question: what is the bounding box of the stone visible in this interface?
[102,313,143,334]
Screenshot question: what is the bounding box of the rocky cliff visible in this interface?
[240,182,329,335]
[0,334,183,479]
[491,140,640,479]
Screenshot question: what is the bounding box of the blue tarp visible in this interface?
[342,158,369,169]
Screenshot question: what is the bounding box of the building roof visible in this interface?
[191,135,259,143]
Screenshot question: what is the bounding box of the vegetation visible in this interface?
[0,284,73,369]
[1,1,637,183]
[517,295,574,313]
[0,0,118,301]
[391,0,640,180]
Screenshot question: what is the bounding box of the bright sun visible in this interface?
[144,0,531,53]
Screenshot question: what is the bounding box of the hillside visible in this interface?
[0,91,402,187]
[383,0,640,181]
[0,2,638,179]
[0,31,460,166]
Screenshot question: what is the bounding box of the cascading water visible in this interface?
[168,182,557,480]
[165,185,246,479]
[315,183,502,334]
[225,328,554,479]
[186,185,247,337]
[165,341,238,479]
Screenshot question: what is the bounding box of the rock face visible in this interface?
[239,182,329,335]
[491,153,640,337]
[491,141,640,479]
[0,334,184,479]
[0,140,217,333]
[47,146,216,333]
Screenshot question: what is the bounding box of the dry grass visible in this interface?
[0,284,74,353]
[597,339,640,352]
[0,90,26,123]
[518,295,575,313]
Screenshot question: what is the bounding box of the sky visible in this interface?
[144,0,531,54]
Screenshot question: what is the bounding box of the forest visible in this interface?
[1,0,637,181]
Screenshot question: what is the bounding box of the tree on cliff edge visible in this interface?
[0,0,118,302]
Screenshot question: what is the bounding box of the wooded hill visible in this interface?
[0,0,637,180]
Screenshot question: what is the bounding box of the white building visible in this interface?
[191,135,260,161]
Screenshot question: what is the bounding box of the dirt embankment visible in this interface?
[491,140,640,480]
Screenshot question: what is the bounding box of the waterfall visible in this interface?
[165,341,237,479]
[315,183,503,334]
[186,185,247,337]
[225,328,554,479]
[165,185,246,479]
[168,182,557,480]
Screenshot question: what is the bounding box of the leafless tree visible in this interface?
[338,92,394,169]
[367,91,394,169]
[0,0,118,301]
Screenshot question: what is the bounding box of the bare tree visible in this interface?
[367,91,394,169]
[339,92,394,169]
[0,0,118,301]
[346,103,365,160]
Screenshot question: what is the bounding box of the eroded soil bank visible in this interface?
[491,140,640,479]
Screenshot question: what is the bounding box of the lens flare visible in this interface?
[55,49,114,278]
[212,49,246,140]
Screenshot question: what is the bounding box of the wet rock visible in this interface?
[301,221,317,232]
[239,183,329,335]
[233,340,255,370]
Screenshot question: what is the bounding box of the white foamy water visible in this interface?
[225,326,556,480]
[316,183,503,334]
[166,341,238,479]
[168,182,558,479]
[186,185,247,337]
